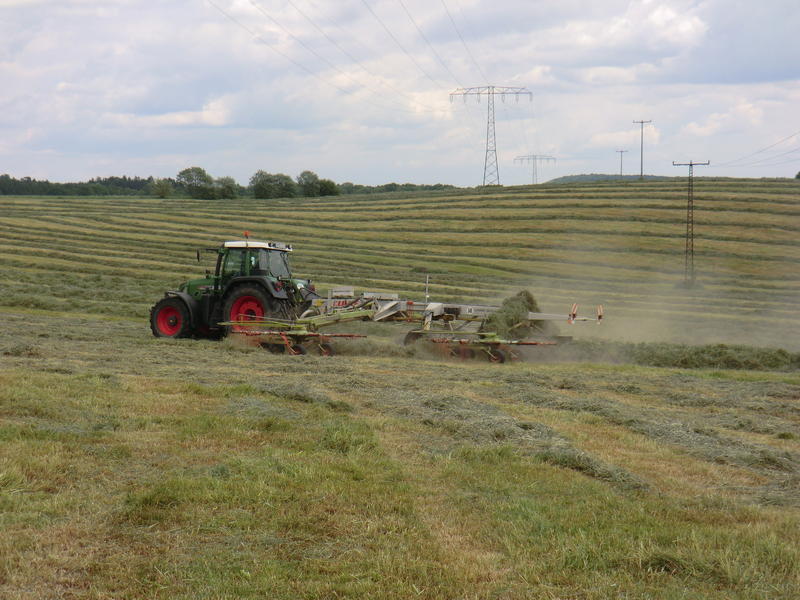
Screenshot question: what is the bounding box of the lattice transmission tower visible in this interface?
[450,86,532,185]
[673,160,710,287]
[514,154,555,184]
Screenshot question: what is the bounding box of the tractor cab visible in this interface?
[215,240,293,287]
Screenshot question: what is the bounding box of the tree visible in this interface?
[214,176,238,199]
[273,173,297,198]
[318,178,339,196]
[250,170,297,199]
[796,171,799,179]
[250,170,272,199]
[148,178,173,198]
[296,170,320,197]
[177,167,215,199]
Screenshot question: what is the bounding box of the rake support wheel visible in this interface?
[403,331,422,346]
[316,342,334,356]
[486,348,507,364]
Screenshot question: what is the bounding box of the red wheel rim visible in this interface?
[229,295,265,331]
[156,305,182,336]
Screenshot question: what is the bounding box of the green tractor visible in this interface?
[149,239,319,338]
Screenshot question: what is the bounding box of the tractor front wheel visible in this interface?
[150,297,192,338]
[223,286,272,333]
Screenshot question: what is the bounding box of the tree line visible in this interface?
[173,167,340,200]
[0,174,155,196]
[0,169,456,198]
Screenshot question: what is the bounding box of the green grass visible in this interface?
[0,311,798,598]
[1,180,799,598]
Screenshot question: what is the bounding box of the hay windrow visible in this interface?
[480,290,559,339]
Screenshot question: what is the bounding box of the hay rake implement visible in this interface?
[222,290,603,363]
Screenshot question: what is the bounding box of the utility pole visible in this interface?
[616,150,628,177]
[633,120,652,180]
[673,160,710,287]
[514,154,555,184]
[450,86,532,186]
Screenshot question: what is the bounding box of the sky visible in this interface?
[1,0,799,186]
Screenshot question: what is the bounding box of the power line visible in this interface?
[206,0,442,116]
[714,128,800,167]
[439,0,489,84]
[720,144,800,168]
[206,0,352,95]
[283,0,443,112]
[360,0,448,89]
[397,0,464,87]
[741,155,800,168]
[247,0,433,113]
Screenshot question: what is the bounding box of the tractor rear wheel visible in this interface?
[223,286,273,333]
[150,297,192,338]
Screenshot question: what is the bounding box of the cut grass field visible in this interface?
[1,313,798,599]
[1,177,799,348]
[1,179,799,598]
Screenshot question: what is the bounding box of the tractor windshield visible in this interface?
[256,249,291,278]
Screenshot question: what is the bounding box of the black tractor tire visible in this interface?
[150,297,193,338]
[486,348,507,364]
[260,343,286,353]
[403,331,422,346]
[316,342,334,356]
[222,285,273,334]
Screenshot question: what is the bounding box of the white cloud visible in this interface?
[0,0,797,184]
[682,101,764,137]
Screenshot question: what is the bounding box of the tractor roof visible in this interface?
[223,240,293,251]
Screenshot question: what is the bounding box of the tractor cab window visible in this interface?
[256,249,291,278]
[221,248,246,279]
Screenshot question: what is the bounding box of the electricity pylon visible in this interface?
[673,160,710,287]
[633,119,652,179]
[616,149,628,177]
[514,154,555,184]
[450,86,532,185]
